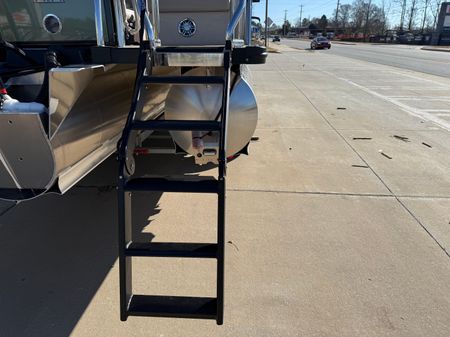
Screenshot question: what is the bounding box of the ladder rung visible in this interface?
[131,120,221,131]
[128,295,217,320]
[124,178,220,193]
[125,242,217,258]
[142,76,224,85]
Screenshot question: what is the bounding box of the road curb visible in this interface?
[421,47,450,53]
[332,41,357,45]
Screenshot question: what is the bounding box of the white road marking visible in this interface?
[389,97,450,101]
[319,69,450,132]
[424,109,450,113]
[391,71,450,89]
[283,51,450,132]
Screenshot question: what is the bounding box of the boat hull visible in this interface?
[0,64,177,201]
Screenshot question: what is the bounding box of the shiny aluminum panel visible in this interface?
[156,52,224,67]
[0,113,55,190]
[0,64,177,201]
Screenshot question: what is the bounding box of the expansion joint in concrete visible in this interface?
[275,61,450,260]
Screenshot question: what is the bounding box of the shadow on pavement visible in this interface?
[0,153,215,337]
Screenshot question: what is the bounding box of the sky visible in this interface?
[252,0,403,27]
[253,0,343,26]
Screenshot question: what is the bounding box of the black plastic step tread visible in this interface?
[232,45,268,65]
[124,177,220,193]
[125,242,217,258]
[131,120,221,131]
[156,46,224,53]
[128,295,217,319]
[142,76,224,85]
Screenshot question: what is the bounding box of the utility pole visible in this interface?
[265,0,269,47]
[284,9,288,36]
[299,4,303,28]
[334,0,340,35]
[335,0,340,26]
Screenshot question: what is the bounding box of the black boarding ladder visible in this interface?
[117,0,248,325]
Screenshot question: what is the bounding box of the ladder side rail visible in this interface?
[117,8,146,321]
[118,3,157,170]
[215,38,233,325]
[117,8,149,170]
[118,4,156,321]
[118,191,133,320]
[218,45,232,179]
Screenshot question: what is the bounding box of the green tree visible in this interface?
[282,20,292,35]
[319,15,328,32]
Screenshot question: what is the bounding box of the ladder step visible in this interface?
[131,120,221,131]
[142,76,224,85]
[128,295,217,320]
[126,242,217,258]
[124,178,220,193]
[156,46,224,53]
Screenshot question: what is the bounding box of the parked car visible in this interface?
[311,37,331,49]
[272,35,280,42]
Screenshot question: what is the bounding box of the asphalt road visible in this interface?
[281,39,450,78]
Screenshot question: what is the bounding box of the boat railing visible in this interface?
[150,0,160,43]
[94,0,158,48]
[226,0,247,42]
[114,0,127,47]
[136,0,159,48]
[94,0,105,46]
[95,0,250,48]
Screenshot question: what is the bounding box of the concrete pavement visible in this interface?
[1,43,450,337]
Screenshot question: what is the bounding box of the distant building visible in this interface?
[432,2,450,45]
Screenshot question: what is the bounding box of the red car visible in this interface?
[311,37,331,49]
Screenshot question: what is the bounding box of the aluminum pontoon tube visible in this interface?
[0,65,176,201]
